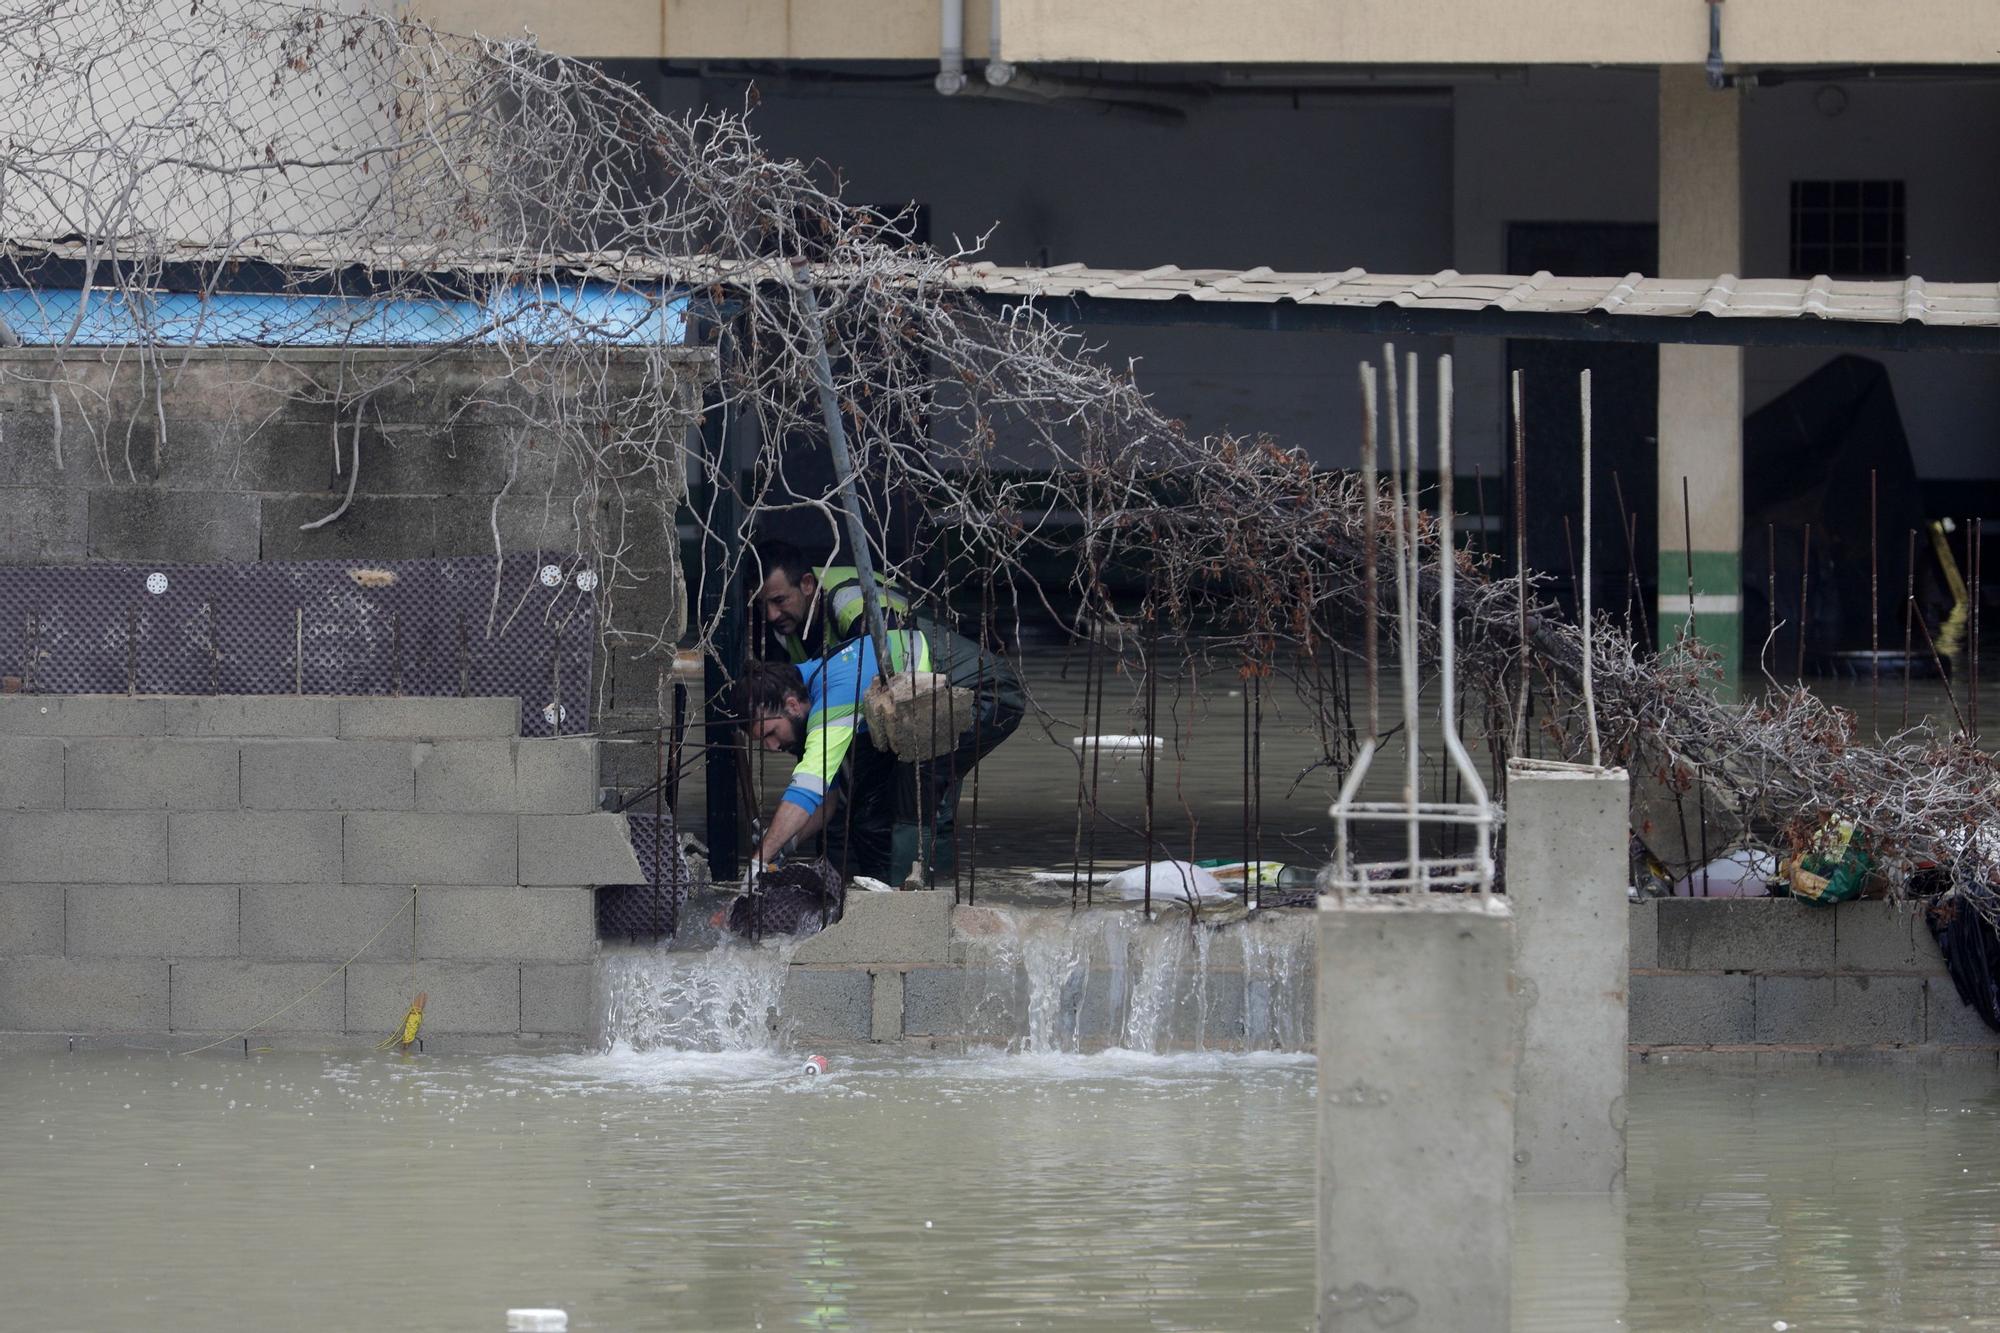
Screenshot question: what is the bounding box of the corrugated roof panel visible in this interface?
[7,239,1999,332]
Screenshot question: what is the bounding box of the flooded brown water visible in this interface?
[6,1050,2000,1330]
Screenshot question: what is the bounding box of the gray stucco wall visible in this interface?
[0,694,643,1050]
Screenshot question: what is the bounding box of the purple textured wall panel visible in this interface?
[0,553,596,737]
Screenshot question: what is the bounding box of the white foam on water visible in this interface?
[596,938,795,1054]
[904,1046,1315,1086]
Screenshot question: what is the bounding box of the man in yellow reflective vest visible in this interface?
[754,539,914,666]
[741,615,1023,886]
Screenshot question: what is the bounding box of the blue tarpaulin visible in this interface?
[0,281,686,347]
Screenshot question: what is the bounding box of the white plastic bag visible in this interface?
[1105,860,1231,907]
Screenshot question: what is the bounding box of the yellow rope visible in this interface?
[179,887,417,1057]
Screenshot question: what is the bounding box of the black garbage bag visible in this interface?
[1925,885,2000,1033]
[725,859,845,939]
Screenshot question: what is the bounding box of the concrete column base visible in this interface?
[1508,762,1630,1193]
[1317,895,1515,1331]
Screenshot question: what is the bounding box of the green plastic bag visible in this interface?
[1780,817,1872,906]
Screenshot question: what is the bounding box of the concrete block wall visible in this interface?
[780,899,1317,1052]
[1630,897,1993,1055]
[764,898,1998,1057]
[0,694,643,1049]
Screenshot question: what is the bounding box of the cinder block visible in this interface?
[241,740,416,810]
[0,695,168,736]
[1627,972,1754,1046]
[1628,900,1658,969]
[169,960,345,1033]
[1927,978,2000,1046]
[870,969,904,1041]
[0,737,63,810]
[431,494,609,561]
[1654,898,1835,971]
[1179,973,1248,1050]
[343,812,517,885]
[144,420,243,492]
[791,891,953,966]
[416,887,596,961]
[413,741,516,812]
[1834,902,1931,972]
[1073,967,1122,1045]
[0,885,63,954]
[515,739,598,814]
[517,814,644,886]
[602,564,689,647]
[64,738,239,810]
[780,967,873,1042]
[900,967,968,1037]
[12,722,99,796]
[169,811,340,884]
[0,810,166,883]
[339,697,519,739]
[0,409,92,487]
[0,956,168,1031]
[347,961,521,1035]
[67,884,238,958]
[238,884,416,961]
[258,494,436,561]
[0,487,87,562]
[521,963,594,1035]
[161,697,341,738]
[1754,974,1925,1046]
[87,490,260,563]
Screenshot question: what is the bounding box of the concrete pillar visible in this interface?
[1317,897,1515,1331]
[1507,761,1630,1193]
[1658,66,1744,688]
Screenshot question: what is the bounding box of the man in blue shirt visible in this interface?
[742,618,1022,885]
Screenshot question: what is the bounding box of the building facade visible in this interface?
[416,0,2000,678]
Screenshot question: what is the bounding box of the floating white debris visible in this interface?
[507,1312,568,1333]
[1067,735,1161,753]
[1105,860,1232,906]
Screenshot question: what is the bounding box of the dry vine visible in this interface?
[0,0,1992,902]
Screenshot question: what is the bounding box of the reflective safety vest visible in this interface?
[785,565,914,665]
[781,626,933,815]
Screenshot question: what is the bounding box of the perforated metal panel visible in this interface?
[0,552,595,737]
[597,812,691,939]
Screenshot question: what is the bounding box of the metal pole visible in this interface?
[1903,528,1917,730]
[1511,370,1529,756]
[799,284,895,682]
[1973,517,1982,741]
[1870,469,1880,735]
[1580,369,1600,767]
[1387,349,1420,875]
[1798,523,1812,681]
[698,318,744,882]
[1143,587,1158,916]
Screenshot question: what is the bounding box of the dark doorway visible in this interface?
[1505,223,1658,633]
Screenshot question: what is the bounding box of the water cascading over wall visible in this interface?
[592,904,1321,1055]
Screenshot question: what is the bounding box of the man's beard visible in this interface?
[782,716,806,757]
